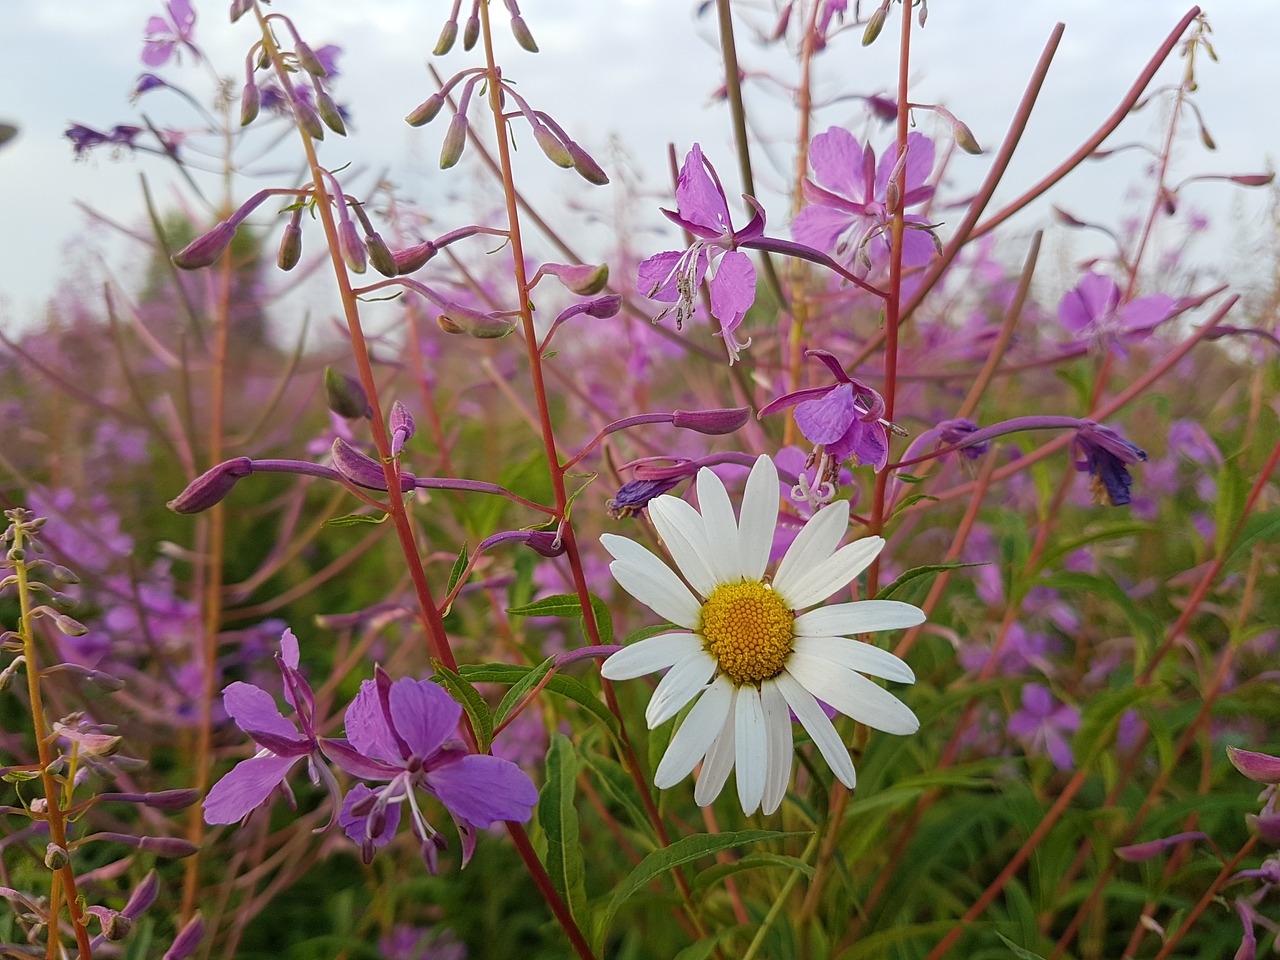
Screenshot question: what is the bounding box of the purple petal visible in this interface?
[708,250,756,340]
[874,132,935,199]
[141,39,175,67]
[1119,294,1175,333]
[279,629,299,669]
[342,680,402,763]
[388,679,461,759]
[757,385,836,418]
[428,755,538,827]
[320,737,404,781]
[674,145,732,236]
[222,682,297,740]
[829,420,889,471]
[808,127,871,201]
[794,383,859,445]
[339,784,401,846]
[1228,746,1280,783]
[1059,273,1118,333]
[203,753,299,824]
[168,0,196,34]
[791,203,858,257]
[637,250,686,302]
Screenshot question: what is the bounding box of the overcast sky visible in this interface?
[2,1,1276,328]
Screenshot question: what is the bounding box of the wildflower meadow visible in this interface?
[4,1,1280,958]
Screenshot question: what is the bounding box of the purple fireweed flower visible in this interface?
[1072,420,1147,507]
[380,924,467,960]
[142,0,199,67]
[637,144,766,363]
[1007,683,1080,771]
[323,669,538,867]
[1058,272,1175,355]
[65,124,144,160]
[203,629,339,825]
[791,127,936,275]
[758,349,892,472]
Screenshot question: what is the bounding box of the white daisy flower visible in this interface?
[600,454,923,815]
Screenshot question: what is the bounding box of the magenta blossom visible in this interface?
[1058,272,1175,355]
[1007,683,1080,771]
[324,669,538,868]
[637,144,765,364]
[142,0,199,67]
[203,629,340,825]
[792,127,936,275]
[758,349,892,474]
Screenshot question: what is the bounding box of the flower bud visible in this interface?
[278,211,303,271]
[406,93,446,127]
[163,912,205,960]
[295,41,327,77]
[533,124,573,167]
[172,220,237,270]
[439,113,468,169]
[45,843,69,870]
[389,401,416,456]
[394,240,439,274]
[607,477,686,519]
[510,15,538,52]
[1114,831,1208,862]
[542,262,609,295]
[324,367,372,420]
[566,140,608,185]
[1227,746,1280,783]
[434,18,459,55]
[436,303,517,339]
[331,439,416,492]
[365,232,398,278]
[1229,174,1275,187]
[672,407,750,436]
[1246,812,1280,845]
[294,99,325,141]
[862,5,887,45]
[229,0,253,22]
[463,14,480,50]
[167,457,254,513]
[240,81,260,126]
[315,90,347,136]
[102,911,133,941]
[337,219,367,274]
[951,119,982,155]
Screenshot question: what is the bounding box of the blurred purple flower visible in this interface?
[637,144,765,363]
[1007,683,1080,771]
[65,124,143,160]
[1072,421,1147,507]
[324,670,538,867]
[380,924,466,960]
[1058,273,1175,355]
[791,127,936,275]
[142,0,199,67]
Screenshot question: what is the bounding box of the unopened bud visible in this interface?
[463,14,480,49]
[229,0,253,22]
[533,124,573,167]
[172,220,236,270]
[45,843,69,870]
[168,457,254,513]
[294,99,325,141]
[1227,746,1280,784]
[566,140,609,185]
[315,90,347,136]
[1229,173,1275,187]
[162,911,205,960]
[337,219,367,273]
[440,113,468,169]
[278,212,303,271]
[365,232,398,278]
[436,303,517,339]
[510,15,538,52]
[862,5,887,45]
[295,41,327,77]
[406,93,445,127]
[102,911,133,941]
[951,119,982,154]
[0,656,24,692]
[394,240,438,274]
[521,530,563,556]
[324,367,372,420]
[389,402,416,456]
[884,178,901,214]
[331,439,415,492]
[434,19,459,55]
[671,407,751,435]
[240,82,260,126]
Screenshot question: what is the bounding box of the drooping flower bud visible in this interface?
[671,407,751,436]
[862,4,888,45]
[389,401,416,456]
[315,90,347,136]
[394,239,439,274]
[172,220,237,269]
[1114,831,1209,862]
[533,123,573,167]
[45,843,69,870]
[436,301,517,339]
[566,140,609,185]
[240,81,260,126]
[365,232,398,278]
[406,93,446,127]
[463,14,480,49]
[278,209,303,271]
[337,218,367,273]
[540,261,609,295]
[295,41,327,77]
[938,418,989,459]
[294,99,325,141]
[1227,746,1280,783]
[434,18,459,55]
[324,367,372,420]
[331,439,416,492]
[951,118,982,155]
[168,457,254,513]
[162,911,205,960]
[439,113,468,169]
[510,15,538,52]
[229,0,253,22]
[96,908,133,941]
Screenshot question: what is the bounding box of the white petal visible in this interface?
[696,467,742,582]
[785,653,919,735]
[738,455,780,583]
[608,558,702,630]
[794,600,926,637]
[774,671,856,788]
[645,651,718,727]
[654,676,733,788]
[648,496,718,598]
[695,691,738,806]
[600,632,702,681]
[778,537,884,610]
[791,636,916,684]
[760,680,793,815]
[772,501,853,600]
[734,684,767,815]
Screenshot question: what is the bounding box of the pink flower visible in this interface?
[142,0,199,67]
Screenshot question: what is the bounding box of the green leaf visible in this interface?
[1032,521,1153,576]
[1072,684,1163,770]
[593,830,806,951]
[494,655,557,728]
[877,561,986,602]
[323,512,388,527]
[507,593,584,619]
[443,542,469,615]
[1221,508,1280,572]
[431,663,493,752]
[995,931,1048,959]
[539,734,588,922]
[890,492,940,518]
[587,593,614,647]
[581,751,655,838]
[692,852,813,896]
[459,663,619,741]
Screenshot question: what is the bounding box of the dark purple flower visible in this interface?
[1072,421,1147,507]
[1058,273,1175,355]
[203,630,337,824]
[791,127,936,275]
[1007,683,1080,771]
[142,0,199,67]
[322,669,538,867]
[637,144,766,363]
[65,124,143,160]
[758,349,891,471]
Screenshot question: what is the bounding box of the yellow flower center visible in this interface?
[700,580,795,687]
